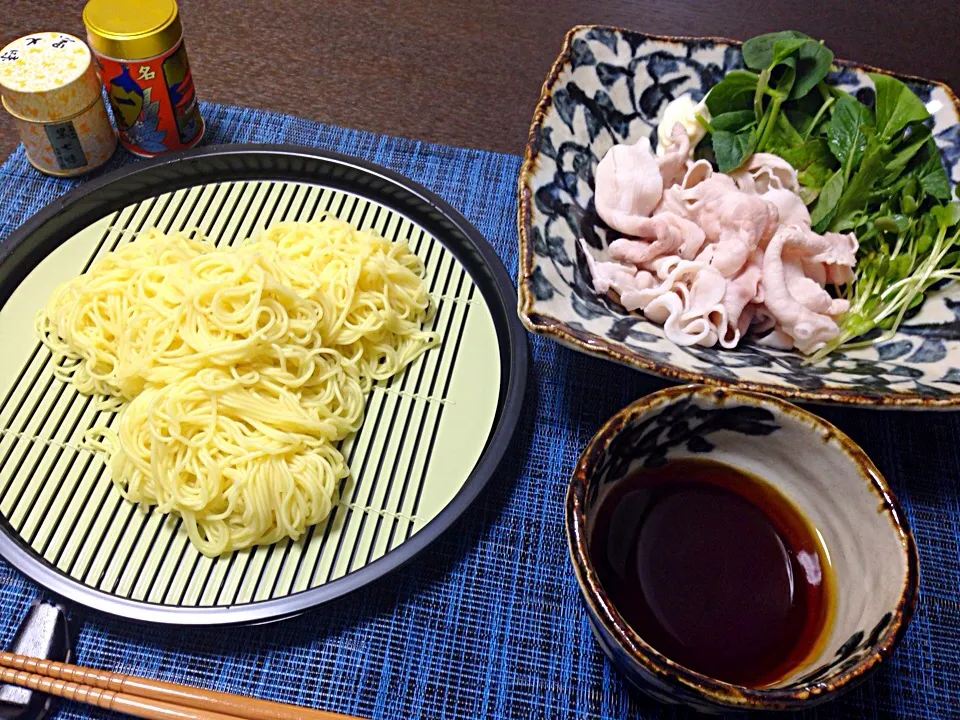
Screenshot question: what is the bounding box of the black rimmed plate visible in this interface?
[0,145,527,625]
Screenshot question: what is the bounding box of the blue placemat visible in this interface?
[0,102,957,720]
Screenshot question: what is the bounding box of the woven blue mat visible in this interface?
[0,101,957,720]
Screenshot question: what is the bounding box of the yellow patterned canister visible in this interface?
[0,32,116,176]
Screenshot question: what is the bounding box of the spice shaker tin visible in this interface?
[0,32,116,177]
[83,0,204,157]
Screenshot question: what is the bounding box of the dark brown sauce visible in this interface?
[589,458,832,688]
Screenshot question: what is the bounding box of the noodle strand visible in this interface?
[37,218,439,556]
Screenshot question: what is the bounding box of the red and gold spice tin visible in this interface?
[82,0,204,157]
[0,32,116,176]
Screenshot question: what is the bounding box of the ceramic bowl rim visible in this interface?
[517,24,960,409]
[565,383,919,710]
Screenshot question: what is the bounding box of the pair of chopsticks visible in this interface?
[0,651,366,720]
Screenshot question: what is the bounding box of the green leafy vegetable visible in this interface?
[790,88,836,131]
[763,113,805,154]
[704,70,758,115]
[709,110,757,131]
[870,73,930,141]
[785,109,816,137]
[713,128,758,172]
[915,139,951,200]
[801,91,836,139]
[771,59,797,98]
[790,40,834,98]
[741,31,812,69]
[779,137,837,202]
[811,201,960,361]
[777,136,830,166]
[810,169,844,228]
[692,134,716,165]
[707,32,833,156]
[883,121,932,181]
[825,141,889,231]
[827,95,872,179]
[933,201,960,228]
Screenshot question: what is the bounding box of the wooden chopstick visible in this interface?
[0,664,236,720]
[0,651,364,720]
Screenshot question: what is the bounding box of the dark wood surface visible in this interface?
[1,1,958,159]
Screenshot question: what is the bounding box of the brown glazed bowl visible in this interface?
[565,385,918,713]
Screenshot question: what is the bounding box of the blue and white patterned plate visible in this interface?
[518,25,960,408]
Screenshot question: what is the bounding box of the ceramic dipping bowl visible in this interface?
[565,384,918,713]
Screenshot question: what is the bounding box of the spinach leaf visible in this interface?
[827,95,872,177]
[870,72,930,141]
[771,59,797,98]
[765,113,805,151]
[810,169,844,229]
[773,38,813,65]
[790,41,834,99]
[755,61,798,151]
[828,143,890,231]
[883,121,932,182]
[779,135,836,204]
[799,186,821,205]
[798,163,836,189]
[790,89,831,120]
[915,139,951,200]
[799,156,838,203]
[713,128,757,172]
[741,30,811,69]
[785,109,816,137]
[789,84,841,138]
[693,135,716,165]
[705,70,759,115]
[710,110,757,132]
[739,31,830,143]
[780,137,837,181]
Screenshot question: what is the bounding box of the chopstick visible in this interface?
[0,651,365,720]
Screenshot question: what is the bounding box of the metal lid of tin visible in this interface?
[0,32,102,122]
[82,0,183,61]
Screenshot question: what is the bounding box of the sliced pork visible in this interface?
[583,123,859,354]
[593,137,663,235]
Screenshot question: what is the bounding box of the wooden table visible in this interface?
[1,0,958,159]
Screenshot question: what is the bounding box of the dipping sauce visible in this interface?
[589,458,832,687]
